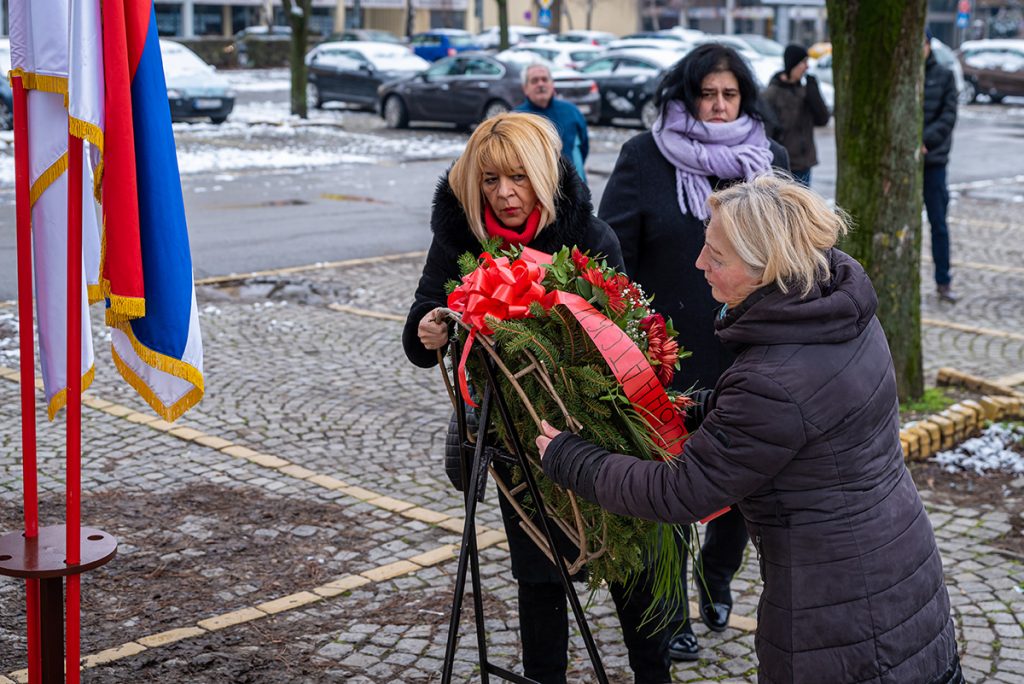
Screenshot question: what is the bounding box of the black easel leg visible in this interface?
[441,384,493,684]
[479,357,609,684]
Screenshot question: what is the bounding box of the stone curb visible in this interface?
[900,368,1024,462]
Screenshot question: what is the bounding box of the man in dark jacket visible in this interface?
[923,30,959,303]
[761,44,830,187]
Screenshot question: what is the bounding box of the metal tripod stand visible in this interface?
[439,339,608,683]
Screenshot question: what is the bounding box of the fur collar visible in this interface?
[430,157,595,255]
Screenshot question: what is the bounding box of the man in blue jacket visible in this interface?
[515,63,589,184]
[923,30,959,303]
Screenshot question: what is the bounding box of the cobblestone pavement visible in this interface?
[0,181,1022,683]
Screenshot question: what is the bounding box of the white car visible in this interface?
[555,30,617,46]
[160,39,235,124]
[656,26,707,43]
[502,42,604,70]
[693,35,778,87]
[475,25,550,49]
[606,38,691,54]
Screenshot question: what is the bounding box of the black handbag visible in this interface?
[444,407,478,491]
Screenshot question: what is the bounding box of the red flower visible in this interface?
[571,247,591,272]
[582,267,627,315]
[641,313,679,387]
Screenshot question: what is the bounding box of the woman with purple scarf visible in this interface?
[597,43,790,662]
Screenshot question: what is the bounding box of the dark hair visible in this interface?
[653,43,762,124]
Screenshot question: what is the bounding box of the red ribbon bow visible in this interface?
[447,252,551,407]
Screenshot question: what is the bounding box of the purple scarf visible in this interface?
[651,101,773,220]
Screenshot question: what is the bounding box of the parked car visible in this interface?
[495,50,602,122]
[734,33,785,59]
[958,39,1024,103]
[693,35,777,86]
[231,25,291,68]
[377,53,598,128]
[475,25,550,49]
[655,26,707,43]
[605,38,691,54]
[410,29,480,61]
[0,39,13,130]
[555,30,617,46]
[577,48,684,127]
[160,40,235,124]
[320,29,402,45]
[306,41,428,109]
[500,42,603,70]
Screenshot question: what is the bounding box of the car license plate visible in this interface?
[193,98,222,110]
[577,104,591,114]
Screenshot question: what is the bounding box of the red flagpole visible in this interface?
[66,134,84,684]
[12,75,42,684]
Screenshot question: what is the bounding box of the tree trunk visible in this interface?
[826,0,928,401]
[497,0,509,50]
[549,0,561,34]
[283,0,310,119]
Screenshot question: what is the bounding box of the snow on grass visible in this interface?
[222,68,290,92]
[932,422,1024,475]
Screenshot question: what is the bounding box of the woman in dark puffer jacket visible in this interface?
[536,175,963,684]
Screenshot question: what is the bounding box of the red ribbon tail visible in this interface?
[699,506,731,524]
[458,330,479,409]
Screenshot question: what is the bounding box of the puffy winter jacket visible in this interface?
[543,250,959,683]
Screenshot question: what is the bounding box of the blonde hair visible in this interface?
[448,112,561,242]
[708,174,852,297]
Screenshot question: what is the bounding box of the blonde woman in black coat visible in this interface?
[538,175,962,684]
[403,112,677,684]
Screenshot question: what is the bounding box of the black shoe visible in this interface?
[667,631,700,662]
[699,599,731,632]
[937,285,958,304]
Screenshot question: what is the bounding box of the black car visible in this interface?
[306,41,429,109]
[578,48,683,128]
[377,53,600,129]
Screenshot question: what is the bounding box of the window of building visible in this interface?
[155,3,183,36]
[193,5,224,36]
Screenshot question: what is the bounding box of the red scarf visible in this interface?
[484,205,542,248]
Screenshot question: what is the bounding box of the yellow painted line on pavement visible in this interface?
[327,303,404,322]
[194,250,427,286]
[5,537,503,682]
[922,318,1024,343]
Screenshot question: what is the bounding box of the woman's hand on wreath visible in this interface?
[418,308,449,350]
[535,420,562,460]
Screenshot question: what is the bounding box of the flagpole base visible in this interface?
[0,525,117,683]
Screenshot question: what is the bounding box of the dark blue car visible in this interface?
[409,29,480,62]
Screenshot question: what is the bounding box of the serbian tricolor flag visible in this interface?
[104,0,204,421]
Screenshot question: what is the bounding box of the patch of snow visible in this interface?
[222,68,290,92]
[932,423,1024,475]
